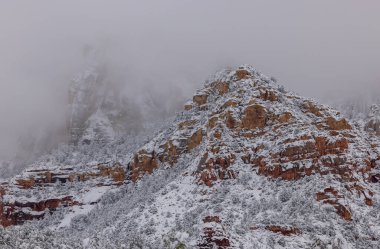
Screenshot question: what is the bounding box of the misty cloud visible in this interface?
[1,0,380,160]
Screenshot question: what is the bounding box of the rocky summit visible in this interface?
[1,65,380,249]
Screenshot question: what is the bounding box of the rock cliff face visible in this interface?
[129,66,376,188]
[0,163,124,227]
[1,65,380,248]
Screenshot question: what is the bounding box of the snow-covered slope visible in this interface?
[1,65,380,249]
[365,104,380,136]
[334,96,380,136]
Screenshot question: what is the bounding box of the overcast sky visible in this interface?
[0,0,380,159]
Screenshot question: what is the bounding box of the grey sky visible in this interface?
[0,0,380,159]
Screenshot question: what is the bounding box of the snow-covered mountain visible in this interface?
[68,55,143,145]
[67,49,185,146]
[0,49,185,180]
[1,66,380,248]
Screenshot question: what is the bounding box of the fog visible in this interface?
[1,0,380,161]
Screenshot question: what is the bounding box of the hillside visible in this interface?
[1,65,380,249]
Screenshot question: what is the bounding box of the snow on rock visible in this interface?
[1,65,380,249]
[0,163,124,227]
[115,65,380,248]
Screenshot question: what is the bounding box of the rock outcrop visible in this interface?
[0,163,124,227]
[119,65,379,247]
[198,216,231,249]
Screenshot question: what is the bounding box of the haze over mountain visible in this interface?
[1,0,380,162]
[1,2,380,249]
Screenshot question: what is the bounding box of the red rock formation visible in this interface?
[203,216,222,223]
[188,129,203,151]
[211,81,230,96]
[325,117,352,130]
[302,101,323,117]
[344,184,374,206]
[0,161,126,227]
[196,153,236,187]
[184,103,193,110]
[316,187,352,221]
[129,150,158,182]
[265,225,301,236]
[260,90,278,102]
[15,179,35,189]
[208,116,219,129]
[241,105,267,129]
[193,94,208,106]
[224,111,237,129]
[159,140,179,165]
[221,100,238,110]
[278,112,293,123]
[253,135,351,182]
[98,164,125,184]
[235,69,251,80]
[256,160,314,181]
[198,216,231,249]
[0,196,78,227]
[314,136,348,155]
